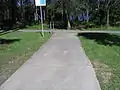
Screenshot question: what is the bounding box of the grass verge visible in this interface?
[0,31,51,85]
[24,24,49,30]
[88,26,120,31]
[79,33,120,90]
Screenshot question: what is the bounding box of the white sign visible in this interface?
[35,0,46,6]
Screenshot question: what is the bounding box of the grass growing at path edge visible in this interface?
[79,33,120,90]
[25,24,49,30]
[88,26,120,31]
[0,31,51,85]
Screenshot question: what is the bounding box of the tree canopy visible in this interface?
[0,0,120,30]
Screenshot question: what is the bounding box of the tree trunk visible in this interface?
[86,8,89,23]
[20,0,24,22]
[67,19,71,30]
[66,11,71,30]
[11,0,17,24]
[106,9,110,27]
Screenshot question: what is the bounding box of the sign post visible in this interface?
[35,0,46,37]
[40,6,44,37]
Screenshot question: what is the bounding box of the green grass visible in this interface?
[25,24,49,30]
[79,33,120,90]
[88,26,120,31]
[0,31,51,85]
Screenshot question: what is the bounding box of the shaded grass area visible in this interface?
[0,39,20,44]
[78,33,120,90]
[0,24,49,37]
[88,27,120,31]
[0,31,51,85]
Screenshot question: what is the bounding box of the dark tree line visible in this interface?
[0,0,120,30]
[0,0,35,30]
[47,0,120,29]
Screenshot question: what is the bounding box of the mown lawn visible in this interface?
[79,33,120,90]
[0,31,51,85]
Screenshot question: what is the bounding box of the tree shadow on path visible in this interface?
[78,33,120,46]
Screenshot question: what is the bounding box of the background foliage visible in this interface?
[0,0,120,30]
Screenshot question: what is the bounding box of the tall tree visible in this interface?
[50,0,80,29]
[11,0,17,24]
[103,0,120,27]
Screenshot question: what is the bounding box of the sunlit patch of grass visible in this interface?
[0,31,51,85]
[79,34,120,90]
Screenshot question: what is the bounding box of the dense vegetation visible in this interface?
[0,0,35,30]
[0,0,120,30]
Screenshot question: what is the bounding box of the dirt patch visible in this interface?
[91,60,112,84]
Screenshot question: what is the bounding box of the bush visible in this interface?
[72,21,95,29]
[84,22,95,28]
[53,21,67,29]
[13,21,25,29]
[115,21,120,26]
[0,19,13,30]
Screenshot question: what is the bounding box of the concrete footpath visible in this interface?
[0,32,101,90]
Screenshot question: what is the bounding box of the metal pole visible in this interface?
[40,6,44,37]
[44,10,45,21]
[35,6,38,22]
[50,21,52,34]
[53,22,54,30]
[50,22,52,29]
